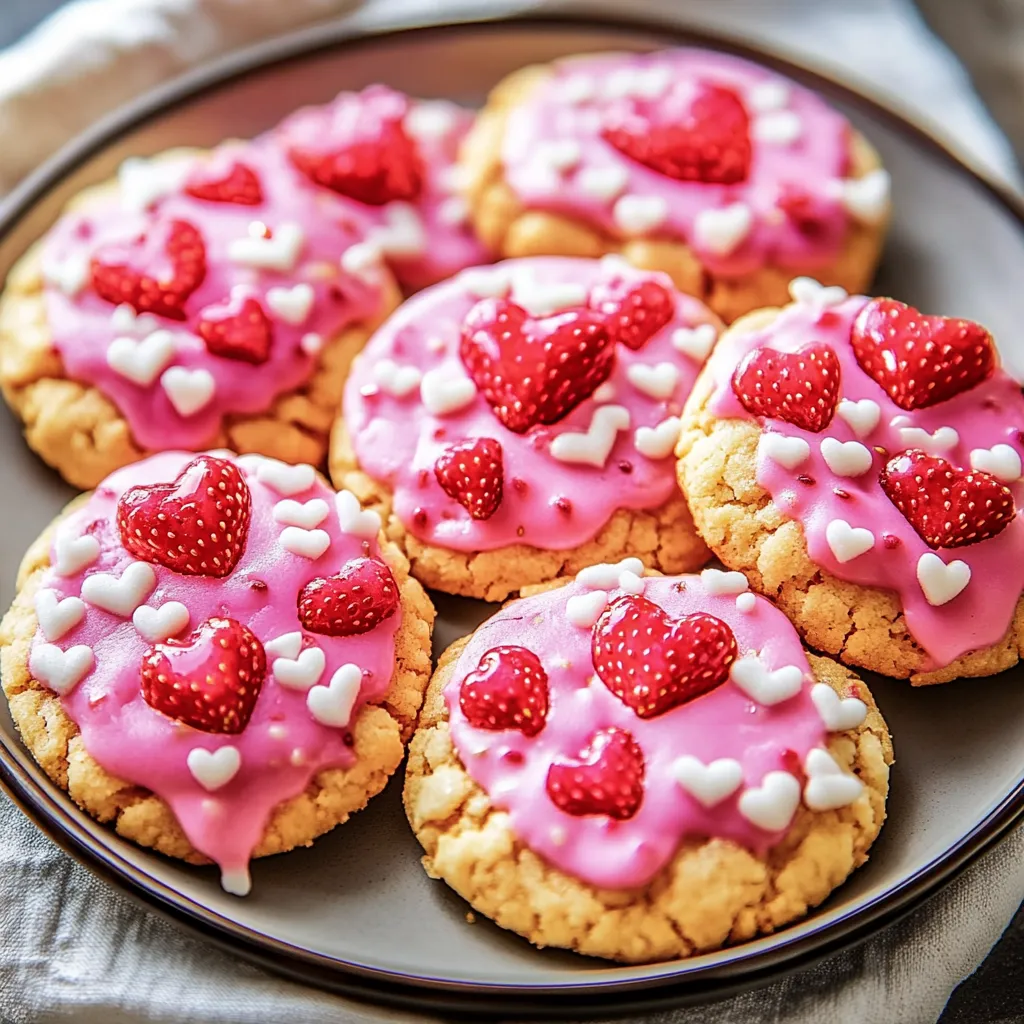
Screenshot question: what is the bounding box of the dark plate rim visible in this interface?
[1,9,1023,1018]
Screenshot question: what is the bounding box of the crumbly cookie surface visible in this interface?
[405,604,891,964]
[462,59,888,323]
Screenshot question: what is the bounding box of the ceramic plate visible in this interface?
[1,13,1023,1019]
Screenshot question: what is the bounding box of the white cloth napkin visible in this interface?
[0,2,1020,1022]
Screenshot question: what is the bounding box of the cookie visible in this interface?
[405,567,891,962]
[0,451,435,894]
[273,85,490,292]
[329,255,719,601]
[0,142,402,489]
[461,50,890,323]
[677,280,1024,684]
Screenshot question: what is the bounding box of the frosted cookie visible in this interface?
[678,281,1024,684]
[330,255,720,601]
[405,569,891,962]
[274,85,489,292]
[0,141,402,489]
[461,50,890,322]
[0,451,434,893]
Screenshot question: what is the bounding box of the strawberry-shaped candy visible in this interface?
[592,596,737,718]
[141,616,266,734]
[117,455,252,577]
[589,277,675,351]
[184,161,264,205]
[434,438,504,520]
[732,343,841,432]
[197,294,273,365]
[459,645,549,736]
[851,299,996,410]
[546,726,645,820]
[459,298,614,433]
[91,218,207,321]
[602,82,752,185]
[880,449,1015,549]
[298,557,399,637]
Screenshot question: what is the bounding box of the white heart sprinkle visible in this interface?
[673,755,743,808]
[759,433,810,470]
[694,203,753,256]
[119,156,188,212]
[307,663,362,728]
[613,194,668,235]
[255,458,316,496]
[370,203,426,257]
[810,683,867,732]
[460,268,511,299]
[748,80,790,112]
[566,590,608,628]
[635,416,681,460]
[106,330,177,387]
[754,110,802,145]
[273,646,326,692]
[29,643,94,696]
[42,253,90,296]
[803,747,864,811]
[35,590,85,642]
[372,359,422,399]
[132,601,189,642]
[632,65,673,99]
[917,553,970,607]
[592,382,617,404]
[535,140,581,172]
[736,592,757,613]
[187,747,241,792]
[671,323,718,363]
[788,277,848,308]
[404,100,457,141]
[81,562,156,618]
[820,437,873,477]
[264,631,303,660]
[897,423,959,455]
[111,304,161,337]
[420,367,477,416]
[577,558,644,590]
[161,366,215,417]
[837,399,881,439]
[265,283,314,325]
[835,169,891,225]
[300,333,323,356]
[335,490,381,539]
[273,498,329,530]
[738,771,801,831]
[617,570,645,595]
[577,164,629,202]
[730,655,804,706]
[510,274,587,317]
[53,532,100,577]
[625,362,680,401]
[550,405,630,468]
[701,568,748,596]
[279,527,330,560]
[970,443,1022,482]
[340,241,383,278]
[228,221,304,271]
[825,519,875,563]
[437,196,468,227]
[561,74,596,104]
[220,868,251,897]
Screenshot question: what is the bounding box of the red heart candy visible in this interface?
[197,294,273,365]
[184,161,264,205]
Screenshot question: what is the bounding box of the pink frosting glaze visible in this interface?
[344,256,720,552]
[502,49,858,276]
[42,137,387,451]
[706,294,1024,669]
[445,573,828,889]
[28,451,402,890]
[272,86,489,292]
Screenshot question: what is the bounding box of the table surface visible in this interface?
[1,1,1022,1021]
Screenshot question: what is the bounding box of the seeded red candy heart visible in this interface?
[589,277,675,351]
[117,455,252,577]
[184,161,264,205]
[851,299,995,411]
[879,449,1015,549]
[197,294,273,364]
[732,343,841,433]
[141,616,266,734]
[459,645,548,736]
[592,595,737,719]
[602,82,751,185]
[546,726,645,820]
[91,218,207,321]
[434,438,504,521]
[298,557,399,637]
[459,298,615,433]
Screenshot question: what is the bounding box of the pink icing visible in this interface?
[29,451,402,889]
[706,295,1024,669]
[344,256,720,552]
[502,49,855,276]
[272,86,489,292]
[445,574,827,889]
